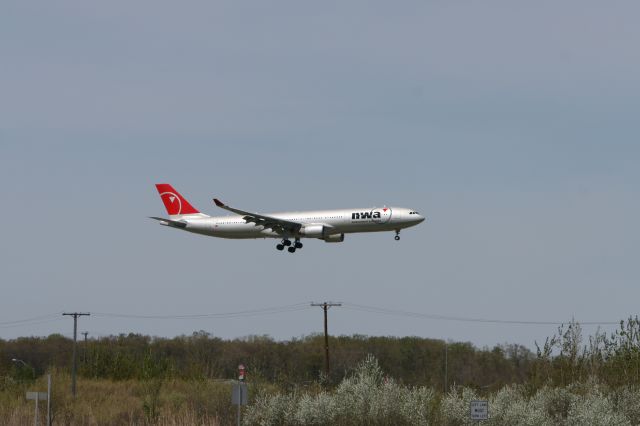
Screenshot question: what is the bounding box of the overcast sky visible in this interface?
[1,1,639,349]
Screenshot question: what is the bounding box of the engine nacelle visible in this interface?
[300,224,328,238]
[323,233,345,243]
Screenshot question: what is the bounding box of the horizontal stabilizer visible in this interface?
[149,217,187,229]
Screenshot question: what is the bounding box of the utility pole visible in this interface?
[47,374,51,426]
[82,332,89,364]
[444,341,448,394]
[62,312,90,398]
[310,302,341,378]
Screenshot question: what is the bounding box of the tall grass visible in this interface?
[0,371,232,425]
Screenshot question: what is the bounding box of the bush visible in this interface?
[244,355,438,425]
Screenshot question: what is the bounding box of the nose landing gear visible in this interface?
[394,230,401,241]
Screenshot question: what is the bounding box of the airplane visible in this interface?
[151,183,425,253]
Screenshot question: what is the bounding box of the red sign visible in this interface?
[238,364,246,381]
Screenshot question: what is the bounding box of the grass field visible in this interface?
[1,370,242,425]
[3,358,640,425]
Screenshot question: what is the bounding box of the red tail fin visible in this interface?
[155,184,200,215]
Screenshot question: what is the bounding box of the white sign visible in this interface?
[232,383,248,405]
[470,400,488,420]
[26,392,48,400]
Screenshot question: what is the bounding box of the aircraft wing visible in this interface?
[213,198,302,235]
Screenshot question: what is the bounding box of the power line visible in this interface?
[0,317,64,329]
[0,313,61,327]
[342,303,621,326]
[0,302,624,337]
[91,303,311,320]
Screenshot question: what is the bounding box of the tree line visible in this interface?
[2,317,640,390]
[0,331,532,389]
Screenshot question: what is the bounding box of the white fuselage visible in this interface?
[173,207,425,240]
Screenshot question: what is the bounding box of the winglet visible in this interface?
[213,198,225,208]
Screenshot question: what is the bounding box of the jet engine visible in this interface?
[300,224,328,238]
[323,234,345,243]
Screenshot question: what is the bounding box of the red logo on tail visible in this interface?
[155,184,200,215]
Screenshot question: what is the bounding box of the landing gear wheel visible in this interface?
[287,246,296,253]
[276,244,285,251]
[283,239,292,246]
[394,235,400,241]
[295,242,303,249]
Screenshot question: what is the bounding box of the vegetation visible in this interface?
[0,371,235,425]
[0,331,531,389]
[245,356,640,425]
[2,318,640,424]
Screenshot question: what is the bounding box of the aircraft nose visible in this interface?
[417,215,426,223]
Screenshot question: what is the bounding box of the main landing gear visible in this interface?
[277,238,303,253]
[394,230,401,241]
